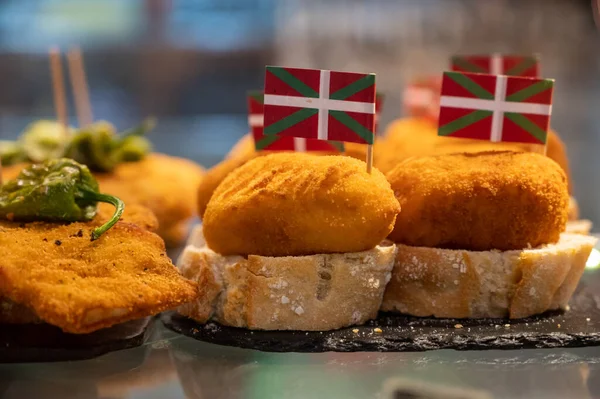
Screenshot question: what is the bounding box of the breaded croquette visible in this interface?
[197,151,257,219]
[199,135,369,219]
[91,153,204,246]
[387,151,569,251]
[203,153,400,257]
[0,204,197,334]
[378,119,573,193]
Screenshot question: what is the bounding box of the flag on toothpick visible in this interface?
[248,91,344,152]
[402,76,442,121]
[437,71,554,145]
[263,66,376,145]
[451,54,540,77]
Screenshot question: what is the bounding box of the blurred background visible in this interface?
[0,0,597,223]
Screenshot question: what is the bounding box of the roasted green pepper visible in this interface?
[0,141,26,165]
[65,119,154,172]
[0,158,124,240]
[20,120,73,163]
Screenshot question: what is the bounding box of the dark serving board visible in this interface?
[162,280,600,353]
[0,317,152,363]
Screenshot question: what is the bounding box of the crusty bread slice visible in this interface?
[177,226,397,330]
[565,219,593,235]
[381,233,597,319]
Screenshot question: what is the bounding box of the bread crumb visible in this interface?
[558,323,561,328]
[454,324,463,329]
[453,280,459,285]
[294,306,304,315]
[281,296,290,304]
[587,318,591,322]
[565,305,571,311]
[504,324,510,328]
[374,328,382,333]
[352,329,359,334]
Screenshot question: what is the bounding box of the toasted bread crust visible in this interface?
[177,226,396,330]
[381,233,596,319]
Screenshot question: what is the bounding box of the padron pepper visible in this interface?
[66,119,154,172]
[0,158,124,240]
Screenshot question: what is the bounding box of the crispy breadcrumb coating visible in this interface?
[203,153,400,257]
[0,205,197,333]
[387,151,569,251]
[378,118,573,192]
[200,135,370,219]
[95,153,204,246]
[197,152,256,219]
[2,153,205,247]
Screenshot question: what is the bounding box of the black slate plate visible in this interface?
[0,317,152,363]
[162,280,600,353]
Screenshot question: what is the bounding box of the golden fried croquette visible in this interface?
[0,207,197,334]
[226,133,255,159]
[204,153,400,257]
[378,118,573,193]
[197,152,257,219]
[93,153,204,246]
[199,135,370,219]
[387,151,568,251]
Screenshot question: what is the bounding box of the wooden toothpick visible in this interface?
[366,144,373,174]
[67,47,93,127]
[49,47,69,137]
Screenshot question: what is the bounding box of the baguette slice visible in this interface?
[177,226,397,331]
[382,233,597,319]
[565,219,593,235]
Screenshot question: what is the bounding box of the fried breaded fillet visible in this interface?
[1,153,205,247]
[378,118,573,192]
[204,153,400,257]
[0,207,197,333]
[387,151,569,251]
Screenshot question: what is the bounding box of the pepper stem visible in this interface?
[79,188,125,240]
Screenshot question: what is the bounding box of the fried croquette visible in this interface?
[93,153,204,246]
[203,153,400,257]
[0,207,197,334]
[378,118,573,192]
[197,151,257,219]
[199,135,370,219]
[387,151,569,251]
[1,153,205,246]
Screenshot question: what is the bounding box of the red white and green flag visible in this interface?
[263,66,376,144]
[402,76,442,121]
[247,91,344,152]
[438,71,554,144]
[451,54,540,77]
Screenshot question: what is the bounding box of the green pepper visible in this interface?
[20,120,73,163]
[0,158,124,240]
[65,121,118,172]
[0,141,26,165]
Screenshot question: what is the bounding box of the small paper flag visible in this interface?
[263,66,376,145]
[451,54,540,77]
[437,71,554,145]
[402,76,441,121]
[248,91,344,152]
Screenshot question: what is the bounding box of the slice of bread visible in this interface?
[177,226,397,330]
[565,219,593,235]
[381,233,597,319]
